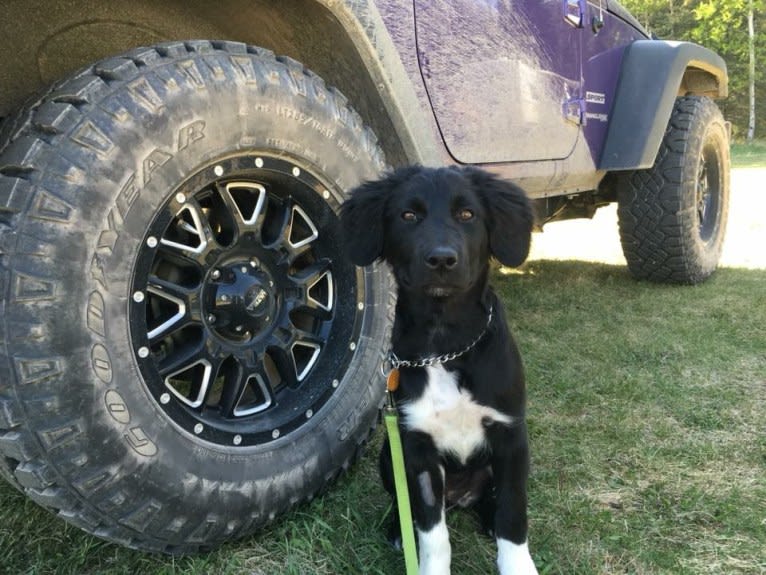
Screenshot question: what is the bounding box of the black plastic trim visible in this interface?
[599,40,728,171]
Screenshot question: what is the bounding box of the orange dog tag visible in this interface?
[386,368,400,392]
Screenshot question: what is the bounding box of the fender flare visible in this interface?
[599,40,728,171]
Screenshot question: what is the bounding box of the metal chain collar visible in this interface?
[387,306,494,370]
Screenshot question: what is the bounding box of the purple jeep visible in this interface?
[0,0,728,552]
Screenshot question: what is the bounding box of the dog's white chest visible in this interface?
[401,365,512,464]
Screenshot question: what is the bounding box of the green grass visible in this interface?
[2,261,765,574]
[731,139,766,168]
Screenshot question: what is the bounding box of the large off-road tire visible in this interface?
[617,95,730,284]
[0,41,391,553]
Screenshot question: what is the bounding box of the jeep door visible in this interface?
[414,0,582,164]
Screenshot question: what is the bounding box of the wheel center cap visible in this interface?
[206,262,278,341]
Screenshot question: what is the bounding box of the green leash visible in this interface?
[384,379,419,575]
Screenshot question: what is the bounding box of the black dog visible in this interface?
[341,166,538,574]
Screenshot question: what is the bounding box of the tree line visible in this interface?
[620,0,763,140]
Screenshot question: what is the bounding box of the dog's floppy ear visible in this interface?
[462,167,533,268]
[340,166,423,266]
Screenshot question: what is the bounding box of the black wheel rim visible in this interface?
[129,154,363,447]
[696,142,722,243]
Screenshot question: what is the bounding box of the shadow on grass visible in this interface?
[1,260,764,575]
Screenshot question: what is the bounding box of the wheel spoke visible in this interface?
[268,325,323,386]
[145,276,199,342]
[159,196,221,264]
[159,199,207,254]
[290,338,322,382]
[157,337,201,375]
[163,358,213,409]
[158,339,232,409]
[217,181,268,237]
[217,353,275,418]
[289,259,334,317]
[286,204,319,250]
[265,199,319,263]
[146,274,198,309]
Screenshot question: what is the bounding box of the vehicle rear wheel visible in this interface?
[0,40,390,552]
[617,96,730,284]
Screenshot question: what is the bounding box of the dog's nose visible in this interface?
[425,246,458,270]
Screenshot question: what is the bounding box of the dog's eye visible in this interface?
[457,208,474,222]
[401,210,418,222]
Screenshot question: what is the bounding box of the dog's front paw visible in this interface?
[386,516,403,550]
[418,521,451,575]
[497,539,538,575]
